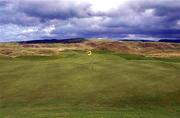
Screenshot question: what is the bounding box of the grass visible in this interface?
[0,50,180,117]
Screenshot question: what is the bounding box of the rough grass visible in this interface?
[1,41,180,58]
[0,50,180,117]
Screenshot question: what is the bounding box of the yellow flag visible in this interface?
[87,50,92,56]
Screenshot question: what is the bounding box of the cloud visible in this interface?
[0,0,180,41]
[17,0,93,20]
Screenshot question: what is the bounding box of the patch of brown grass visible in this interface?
[0,41,180,58]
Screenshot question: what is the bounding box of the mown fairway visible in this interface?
[0,50,180,118]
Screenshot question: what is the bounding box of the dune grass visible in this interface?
[0,50,180,117]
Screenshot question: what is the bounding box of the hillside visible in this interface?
[0,40,180,58]
[18,38,87,44]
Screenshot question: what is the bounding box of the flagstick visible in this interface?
[90,55,93,70]
[87,50,93,70]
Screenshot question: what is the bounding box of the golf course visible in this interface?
[0,42,180,117]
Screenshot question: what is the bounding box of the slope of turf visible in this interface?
[0,50,180,118]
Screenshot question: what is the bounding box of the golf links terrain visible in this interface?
[0,41,180,118]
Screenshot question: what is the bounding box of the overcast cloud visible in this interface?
[0,0,180,41]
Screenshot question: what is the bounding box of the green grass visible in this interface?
[0,50,180,118]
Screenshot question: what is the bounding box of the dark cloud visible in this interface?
[0,0,180,41]
[17,0,93,21]
[96,0,180,39]
[0,1,8,6]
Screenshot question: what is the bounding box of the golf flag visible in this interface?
[87,50,92,56]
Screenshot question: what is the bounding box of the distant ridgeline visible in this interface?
[120,39,180,43]
[120,39,156,42]
[18,38,180,44]
[158,39,180,43]
[18,38,87,44]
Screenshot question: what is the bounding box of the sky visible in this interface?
[0,0,180,42]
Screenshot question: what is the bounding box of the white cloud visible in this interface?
[87,0,129,12]
[42,25,55,34]
[177,20,180,27]
[22,27,38,33]
[144,9,155,17]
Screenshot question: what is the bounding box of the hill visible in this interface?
[159,39,180,43]
[1,40,180,58]
[18,38,87,44]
